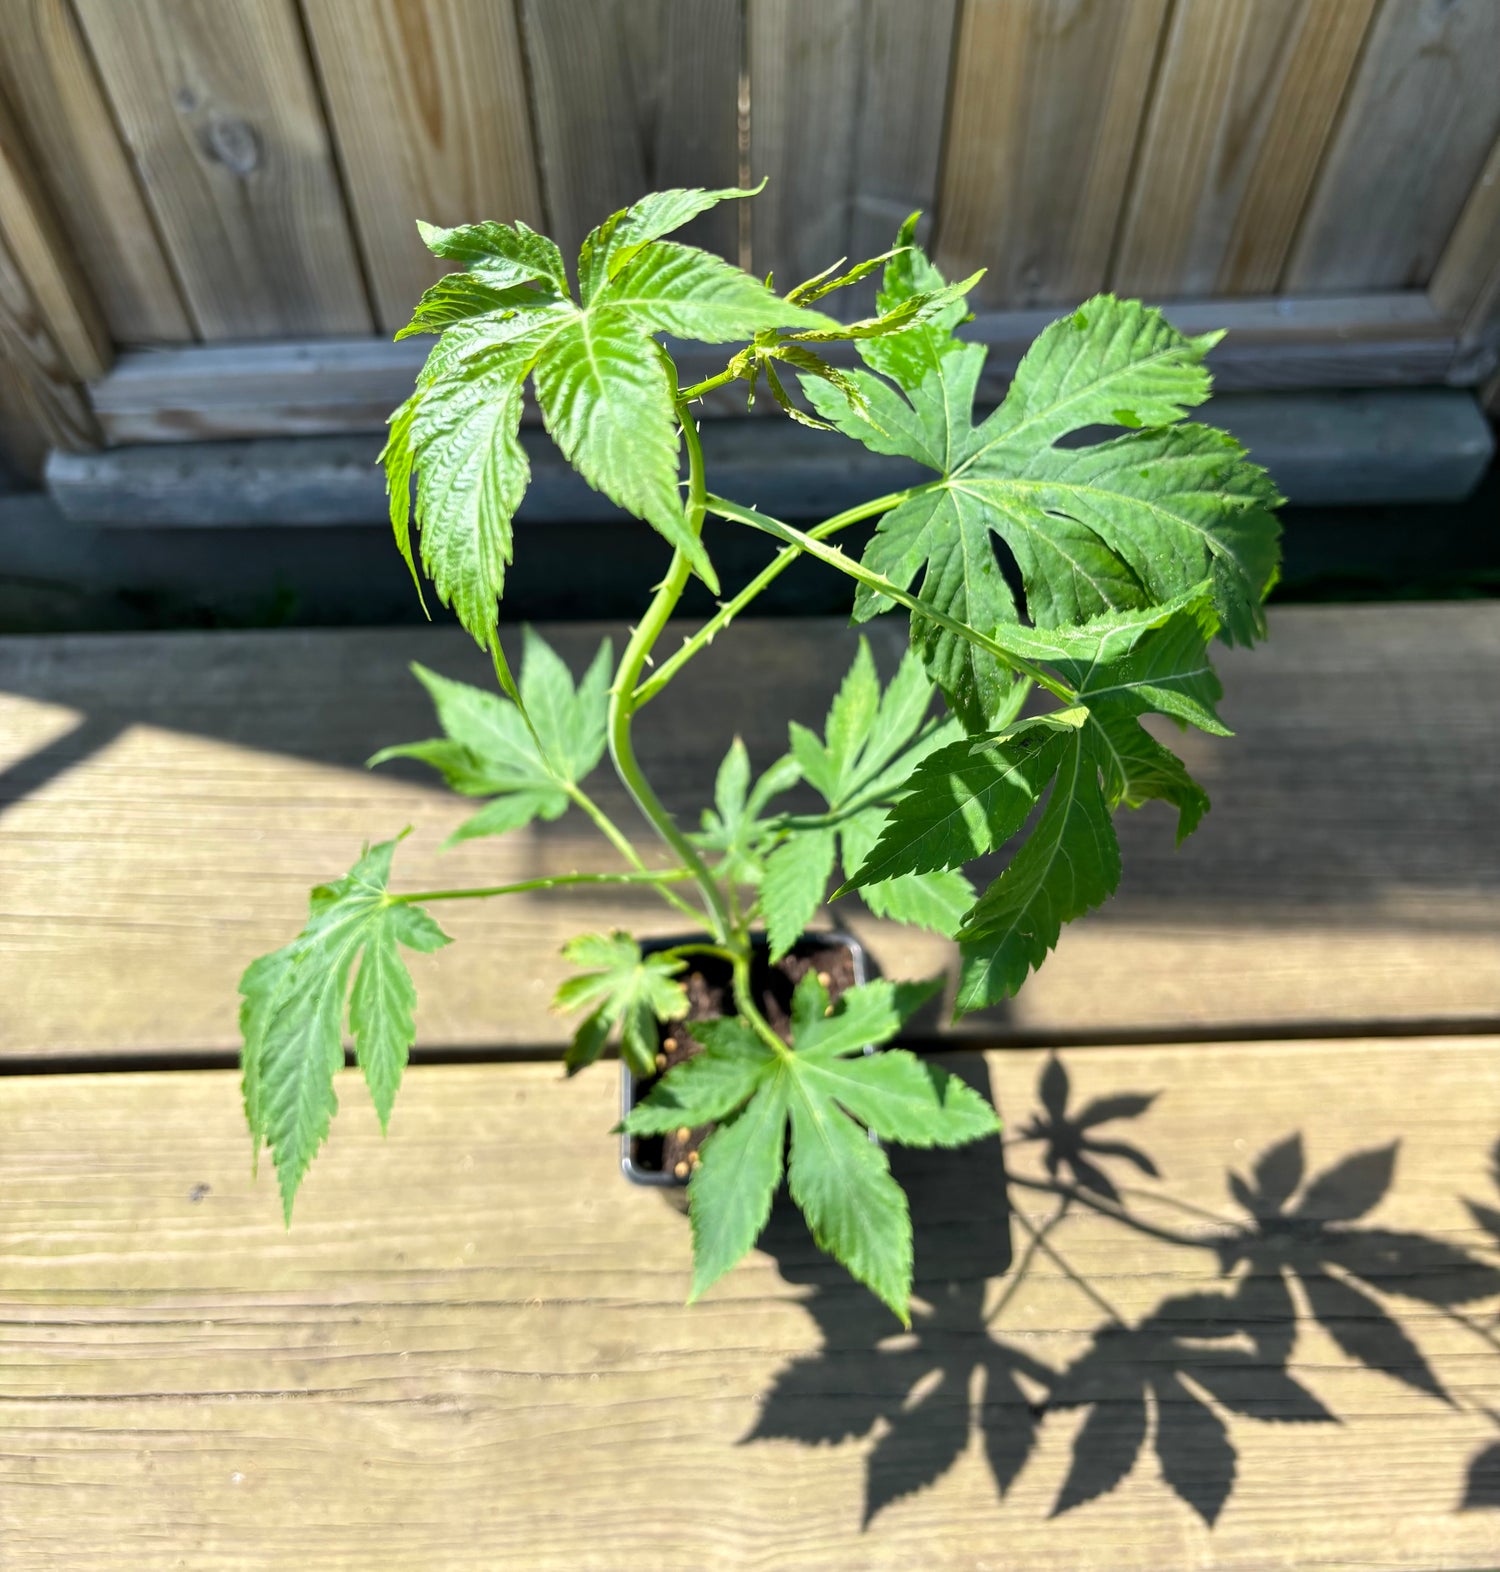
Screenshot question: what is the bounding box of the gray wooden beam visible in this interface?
[45,390,1495,527]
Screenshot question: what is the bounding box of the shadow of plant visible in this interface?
[1459,1140,1500,1511]
[1019,1051,1159,1203]
[745,1053,1500,1528]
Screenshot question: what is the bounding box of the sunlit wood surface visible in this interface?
[2,606,1497,1062]
[2,604,1499,1565]
[3,1040,1499,1567]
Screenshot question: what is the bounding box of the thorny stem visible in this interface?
[704,494,1080,707]
[564,783,704,925]
[604,370,736,948]
[676,366,741,404]
[631,486,929,709]
[393,869,695,904]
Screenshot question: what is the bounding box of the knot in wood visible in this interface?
[202,116,262,178]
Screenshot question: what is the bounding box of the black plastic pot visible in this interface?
[619,928,872,1186]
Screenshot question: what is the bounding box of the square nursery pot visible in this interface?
[620,929,872,1186]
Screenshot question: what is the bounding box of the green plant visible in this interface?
[239,185,1281,1323]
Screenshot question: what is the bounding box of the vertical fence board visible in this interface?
[747,0,862,292]
[849,0,960,267]
[935,0,1169,309]
[0,0,191,344]
[0,179,99,451]
[1112,0,1377,299]
[522,0,741,268]
[1431,133,1500,384]
[1286,0,1500,292]
[301,0,543,336]
[71,0,372,339]
[651,0,742,259]
[0,86,109,382]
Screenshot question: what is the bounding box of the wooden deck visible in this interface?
[3,606,1500,1566]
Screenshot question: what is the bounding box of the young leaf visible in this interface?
[534,312,717,587]
[772,642,976,940]
[761,826,837,961]
[553,933,689,1077]
[597,242,835,342]
[369,632,611,842]
[693,743,801,886]
[955,729,1122,1012]
[576,184,767,301]
[239,838,450,1221]
[519,626,613,781]
[417,218,569,295]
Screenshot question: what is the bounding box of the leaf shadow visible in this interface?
[742,1053,1500,1531]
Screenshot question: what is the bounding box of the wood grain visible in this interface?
[0,95,101,450]
[82,289,1461,444]
[0,82,110,381]
[2,1038,1498,1567]
[848,0,960,267]
[747,0,954,300]
[71,0,372,339]
[2,607,1497,1062]
[1430,131,1500,385]
[0,0,191,343]
[934,0,1169,308]
[1286,0,1500,292]
[520,0,742,265]
[1112,0,1377,298]
[301,0,544,335]
[45,388,1496,525]
[746,0,862,291]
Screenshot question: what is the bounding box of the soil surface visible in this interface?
[627,937,858,1181]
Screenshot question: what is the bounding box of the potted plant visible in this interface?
[239,184,1282,1325]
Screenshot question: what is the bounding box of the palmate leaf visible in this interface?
[369,629,610,844]
[388,187,840,635]
[763,642,973,958]
[955,727,1122,1012]
[553,933,689,1076]
[802,233,1281,728]
[624,973,995,1320]
[692,740,801,886]
[239,837,450,1221]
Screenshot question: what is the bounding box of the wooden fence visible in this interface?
[1,0,1499,464]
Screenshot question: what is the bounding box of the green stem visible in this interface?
[705,493,1079,707]
[657,941,740,966]
[677,366,741,403]
[732,953,793,1059]
[632,485,930,709]
[605,387,736,946]
[393,869,694,904]
[565,783,704,925]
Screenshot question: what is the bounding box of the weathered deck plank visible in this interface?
[3,1038,1499,1567]
[2,606,1498,1060]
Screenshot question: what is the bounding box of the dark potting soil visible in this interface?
[628,938,858,1180]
